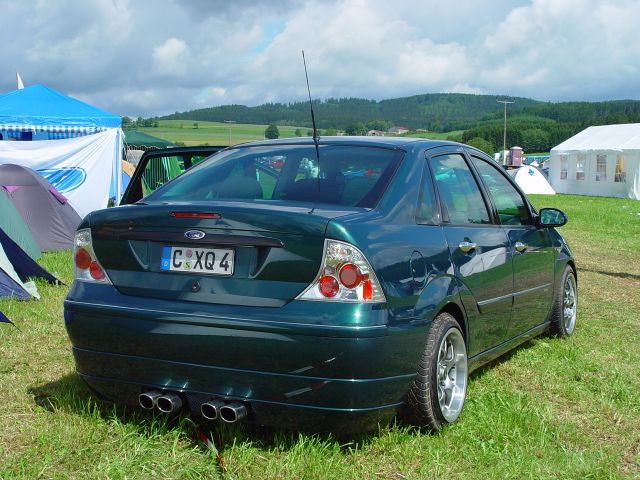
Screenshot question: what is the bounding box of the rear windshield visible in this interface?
[145,144,403,208]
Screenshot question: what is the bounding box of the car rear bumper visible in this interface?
[64,283,426,430]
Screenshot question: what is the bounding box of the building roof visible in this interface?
[552,123,640,151]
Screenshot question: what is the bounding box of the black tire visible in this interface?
[548,265,577,338]
[405,312,468,431]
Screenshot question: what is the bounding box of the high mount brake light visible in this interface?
[73,229,111,284]
[170,212,220,219]
[297,239,386,303]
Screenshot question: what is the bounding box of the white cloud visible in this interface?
[1,0,639,117]
[153,38,189,76]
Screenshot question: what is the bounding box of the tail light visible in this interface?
[297,239,386,303]
[73,229,111,284]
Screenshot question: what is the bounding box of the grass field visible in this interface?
[1,194,639,479]
[136,120,464,146]
[137,120,310,146]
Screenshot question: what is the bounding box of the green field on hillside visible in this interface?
[1,195,639,479]
[137,120,310,146]
[137,120,464,146]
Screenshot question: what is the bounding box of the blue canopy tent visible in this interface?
[0,85,121,139]
[0,85,124,216]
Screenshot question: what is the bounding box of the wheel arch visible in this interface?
[437,301,468,346]
[566,259,577,284]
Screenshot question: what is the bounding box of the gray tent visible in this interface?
[0,186,41,259]
[0,164,81,251]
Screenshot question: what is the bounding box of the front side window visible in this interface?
[576,154,586,180]
[615,155,626,183]
[596,154,607,181]
[471,156,531,226]
[560,155,568,180]
[146,145,402,208]
[429,154,490,225]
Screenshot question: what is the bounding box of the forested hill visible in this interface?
[162,93,541,131]
[161,93,640,133]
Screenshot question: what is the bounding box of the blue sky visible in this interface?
[1,0,638,117]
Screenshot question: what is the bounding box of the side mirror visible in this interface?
[538,208,567,227]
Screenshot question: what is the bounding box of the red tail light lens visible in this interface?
[74,248,92,270]
[362,280,373,300]
[319,275,339,298]
[89,261,106,280]
[338,263,363,289]
[73,229,111,284]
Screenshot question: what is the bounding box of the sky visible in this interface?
[1,0,639,118]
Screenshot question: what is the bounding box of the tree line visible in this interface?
[141,93,640,154]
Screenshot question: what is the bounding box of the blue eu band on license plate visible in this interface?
[161,246,234,275]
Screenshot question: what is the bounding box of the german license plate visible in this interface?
[161,246,234,276]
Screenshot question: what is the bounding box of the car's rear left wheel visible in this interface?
[405,312,468,431]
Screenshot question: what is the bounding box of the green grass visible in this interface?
[137,120,311,147]
[1,194,639,479]
[403,130,464,140]
[137,120,464,146]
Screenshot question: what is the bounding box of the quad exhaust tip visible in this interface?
[201,399,226,420]
[139,391,162,410]
[156,393,183,413]
[219,401,248,423]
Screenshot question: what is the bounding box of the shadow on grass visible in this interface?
[469,339,536,381]
[580,267,640,281]
[26,373,388,458]
[27,338,546,459]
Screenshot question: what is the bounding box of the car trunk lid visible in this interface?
[90,202,360,307]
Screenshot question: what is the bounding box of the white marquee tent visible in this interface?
[549,124,640,200]
[0,85,123,218]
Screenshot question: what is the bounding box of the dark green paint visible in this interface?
[64,137,575,431]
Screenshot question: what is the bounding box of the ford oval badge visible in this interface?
[184,230,205,240]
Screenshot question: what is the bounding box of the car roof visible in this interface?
[231,136,462,150]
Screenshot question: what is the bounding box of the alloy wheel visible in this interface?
[563,274,577,334]
[436,328,467,422]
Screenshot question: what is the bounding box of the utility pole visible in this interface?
[224,120,235,146]
[497,99,514,165]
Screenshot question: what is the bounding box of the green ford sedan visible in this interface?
[64,137,576,432]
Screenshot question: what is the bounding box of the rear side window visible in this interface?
[141,156,186,196]
[430,153,490,225]
[146,145,402,208]
[471,156,532,226]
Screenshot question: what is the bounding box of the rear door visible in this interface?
[469,155,555,336]
[121,147,225,205]
[429,151,513,356]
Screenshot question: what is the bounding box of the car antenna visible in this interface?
[302,50,321,201]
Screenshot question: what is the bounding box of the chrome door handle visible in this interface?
[459,241,477,253]
[515,241,528,253]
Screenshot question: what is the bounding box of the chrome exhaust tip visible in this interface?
[139,391,162,410]
[156,393,183,413]
[201,399,225,420]
[219,402,247,423]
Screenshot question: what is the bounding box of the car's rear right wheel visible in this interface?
[405,312,468,431]
[548,265,577,338]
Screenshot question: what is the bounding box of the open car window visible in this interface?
[120,147,225,205]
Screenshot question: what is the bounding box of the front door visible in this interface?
[470,155,555,336]
[429,153,514,357]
